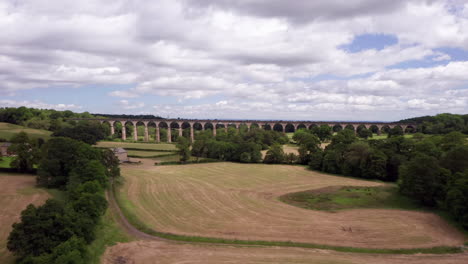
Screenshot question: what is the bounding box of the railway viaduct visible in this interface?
[72,118,417,143]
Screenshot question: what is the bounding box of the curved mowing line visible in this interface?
[111,185,463,255]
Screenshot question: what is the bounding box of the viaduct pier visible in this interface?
[72,118,416,143]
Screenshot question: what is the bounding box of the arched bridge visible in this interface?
[71,118,417,143]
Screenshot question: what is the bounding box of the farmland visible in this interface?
[103,240,468,264]
[0,174,50,264]
[116,162,464,249]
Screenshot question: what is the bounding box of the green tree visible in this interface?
[357,128,373,139]
[68,160,107,189]
[176,136,191,163]
[445,171,468,228]
[37,137,100,188]
[388,126,404,137]
[399,154,450,206]
[285,153,298,164]
[311,125,332,141]
[7,200,75,257]
[441,145,468,174]
[239,152,251,163]
[52,121,106,145]
[308,149,323,170]
[100,148,121,180]
[263,144,285,164]
[9,132,36,172]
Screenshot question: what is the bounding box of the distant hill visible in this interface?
[92,114,164,119]
[0,122,52,141]
[398,113,468,134]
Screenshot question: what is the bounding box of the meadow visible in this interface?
[116,162,465,250]
[0,122,52,141]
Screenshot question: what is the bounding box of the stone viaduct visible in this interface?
[73,118,417,143]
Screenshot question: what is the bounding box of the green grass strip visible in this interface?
[112,185,463,255]
[95,146,177,153]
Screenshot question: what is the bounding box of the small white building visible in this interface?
[111,147,129,163]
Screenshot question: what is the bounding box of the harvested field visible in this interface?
[261,144,299,158]
[0,174,50,263]
[103,240,468,264]
[119,162,465,249]
[95,141,176,151]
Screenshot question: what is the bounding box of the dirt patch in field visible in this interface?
[0,174,50,263]
[103,240,468,264]
[119,162,465,249]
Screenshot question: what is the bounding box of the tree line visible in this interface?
[6,133,120,263]
[291,128,468,229]
[177,128,289,163]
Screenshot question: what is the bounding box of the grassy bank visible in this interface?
[279,186,420,211]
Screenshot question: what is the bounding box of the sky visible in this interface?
[1,0,468,121]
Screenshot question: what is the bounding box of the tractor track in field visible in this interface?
[107,188,166,242]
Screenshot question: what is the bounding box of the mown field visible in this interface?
[0,122,52,141]
[95,141,176,151]
[0,174,50,264]
[103,240,468,264]
[117,162,465,249]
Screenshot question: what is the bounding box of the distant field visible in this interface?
[0,174,50,264]
[95,141,176,151]
[261,144,299,158]
[117,162,464,249]
[127,150,175,158]
[0,122,52,141]
[371,134,415,140]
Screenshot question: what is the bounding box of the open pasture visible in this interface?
[95,141,176,151]
[0,174,50,264]
[103,240,468,264]
[118,162,464,249]
[0,122,52,141]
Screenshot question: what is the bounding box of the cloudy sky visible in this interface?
[1,0,468,121]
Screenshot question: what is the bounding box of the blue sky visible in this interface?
[1,0,467,121]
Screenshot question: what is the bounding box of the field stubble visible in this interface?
[0,174,50,264]
[118,162,465,249]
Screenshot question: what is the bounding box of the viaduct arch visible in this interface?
[83,118,416,143]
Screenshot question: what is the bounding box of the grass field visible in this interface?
[0,174,50,264]
[280,186,420,211]
[371,134,415,140]
[0,157,13,168]
[0,122,52,141]
[117,162,465,249]
[103,240,468,264]
[95,141,176,151]
[127,150,175,158]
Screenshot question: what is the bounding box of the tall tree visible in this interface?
[9,132,36,172]
[176,136,191,163]
[399,154,450,206]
